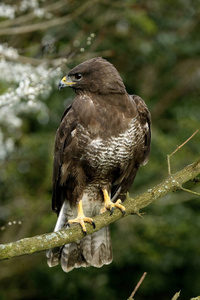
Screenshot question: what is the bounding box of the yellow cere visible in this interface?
[61,76,76,85]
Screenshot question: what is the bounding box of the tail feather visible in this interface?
[46,200,113,272]
[90,228,112,267]
[47,226,112,272]
[46,246,61,267]
[60,227,112,272]
[61,242,88,272]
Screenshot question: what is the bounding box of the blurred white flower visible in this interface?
[0,44,19,60]
[0,44,61,161]
[34,8,45,18]
[19,0,39,12]
[0,3,16,19]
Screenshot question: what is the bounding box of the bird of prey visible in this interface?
[46,57,151,272]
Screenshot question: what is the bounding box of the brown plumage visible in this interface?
[46,57,151,272]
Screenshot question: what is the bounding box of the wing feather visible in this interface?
[52,104,78,214]
[133,95,151,165]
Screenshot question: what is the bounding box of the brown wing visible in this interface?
[133,94,151,165]
[111,94,151,201]
[52,103,78,215]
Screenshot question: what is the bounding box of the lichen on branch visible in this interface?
[0,158,199,261]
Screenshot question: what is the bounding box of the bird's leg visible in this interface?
[67,200,95,234]
[100,188,125,216]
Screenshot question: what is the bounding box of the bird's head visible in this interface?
[58,57,126,94]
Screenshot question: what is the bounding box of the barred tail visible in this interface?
[46,201,112,272]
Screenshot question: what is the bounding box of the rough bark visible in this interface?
[0,159,199,261]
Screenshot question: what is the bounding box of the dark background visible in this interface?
[0,1,200,299]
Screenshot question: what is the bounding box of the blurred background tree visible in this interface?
[0,0,199,299]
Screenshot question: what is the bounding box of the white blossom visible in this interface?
[34,8,45,18]
[0,44,19,60]
[0,51,61,161]
[0,130,15,160]
[19,0,39,12]
[0,3,16,19]
[0,0,62,161]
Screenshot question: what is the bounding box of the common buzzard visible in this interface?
[46,57,151,272]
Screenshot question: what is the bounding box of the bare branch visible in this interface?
[128,272,147,299]
[0,0,68,29]
[179,186,200,196]
[171,291,181,300]
[0,158,199,261]
[167,130,199,175]
[0,0,100,36]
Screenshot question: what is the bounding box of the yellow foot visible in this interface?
[67,200,95,234]
[100,189,126,216]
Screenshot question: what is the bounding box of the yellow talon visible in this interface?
[100,189,125,216]
[67,200,95,234]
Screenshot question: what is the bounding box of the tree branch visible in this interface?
[171,291,181,300]
[0,0,100,36]
[0,0,69,29]
[128,272,147,299]
[0,159,199,261]
[167,130,199,175]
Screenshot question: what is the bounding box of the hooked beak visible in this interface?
[58,76,76,90]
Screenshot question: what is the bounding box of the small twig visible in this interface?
[167,129,199,175]
[179,186,200,196]
[128,272,147,299]
[171,290,181,300]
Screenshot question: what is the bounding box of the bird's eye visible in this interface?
[74,73,82,81]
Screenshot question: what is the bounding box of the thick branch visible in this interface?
[0,159,199,261]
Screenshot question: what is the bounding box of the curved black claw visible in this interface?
[110,207,114,216]
[66,222,71,228]
[92,221,96,229]
[122,210,126,217]
[83,229,87,236]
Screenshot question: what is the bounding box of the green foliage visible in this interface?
[0,0,200,299]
